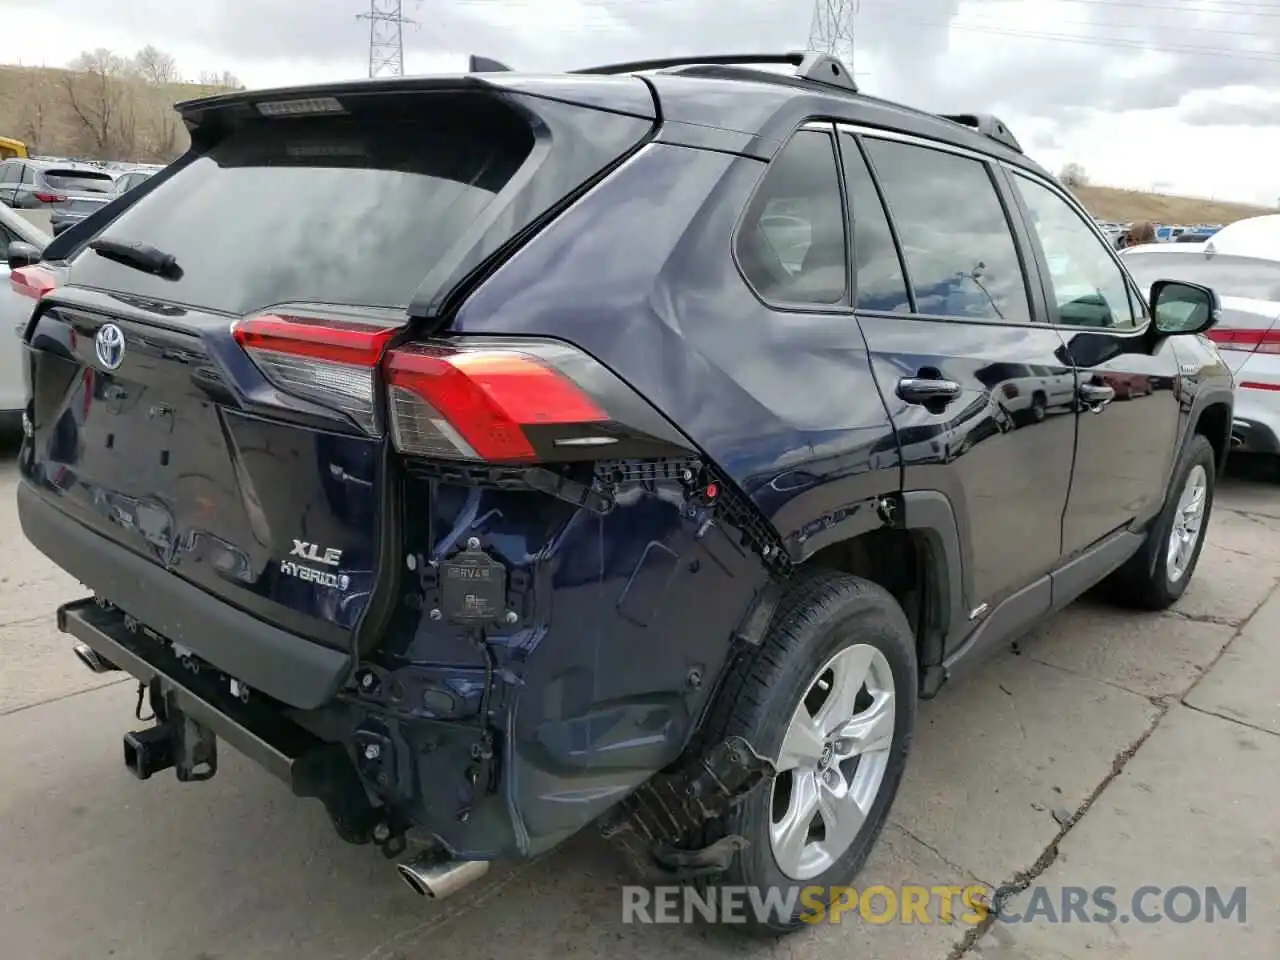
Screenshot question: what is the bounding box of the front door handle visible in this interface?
[897,376,962,406]
[1078,382,1115,412]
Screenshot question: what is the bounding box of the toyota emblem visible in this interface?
[94,323,126,371]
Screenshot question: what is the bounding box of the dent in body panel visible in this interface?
[376,470,767,856]
[453,141,904,552]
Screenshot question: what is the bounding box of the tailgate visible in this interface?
[17,78,655,706]
[23,297,385,655]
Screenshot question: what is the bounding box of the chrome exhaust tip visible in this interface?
[72,641,118,674]
[396,853,490,900]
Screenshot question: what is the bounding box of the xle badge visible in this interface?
[280,540,348,590]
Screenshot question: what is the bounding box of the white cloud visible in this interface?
[0,0,1274,203]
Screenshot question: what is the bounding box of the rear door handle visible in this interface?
[1078,382,1115,411]
[897,376,962,405]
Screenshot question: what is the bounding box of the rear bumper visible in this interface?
[17,480,351,709]
[58,598,326,786]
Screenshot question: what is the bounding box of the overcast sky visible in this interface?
[1,0,1277,205]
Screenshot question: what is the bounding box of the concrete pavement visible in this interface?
[0,450,1276,960]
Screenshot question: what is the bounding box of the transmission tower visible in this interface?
[357,0,414,78]
[808,0,857,70]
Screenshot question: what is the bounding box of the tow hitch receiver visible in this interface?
[124,683,218,782]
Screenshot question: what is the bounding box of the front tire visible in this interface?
[701,571,918,933]
[1109,433,1216,609]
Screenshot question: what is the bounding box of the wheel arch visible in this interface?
[789,489,967,698]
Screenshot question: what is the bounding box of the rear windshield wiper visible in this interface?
[88,238,183,280]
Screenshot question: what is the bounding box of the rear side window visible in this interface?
[43,169,114,194]
[864,138,1030,323]
[68,95,538,315]
[839,134,910,313]
[737,129,847,306]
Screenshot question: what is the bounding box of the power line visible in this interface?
[357,0,415,78]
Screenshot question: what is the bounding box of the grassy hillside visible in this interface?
[0,64,231,164]
[1074,184,1274,226]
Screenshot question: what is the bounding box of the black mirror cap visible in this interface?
[6,239,43,270]
[1150,279,1220,337]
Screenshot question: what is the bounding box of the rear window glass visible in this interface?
[68,95,535,315]
[1122,252,1280,303]
[43,169,114,193]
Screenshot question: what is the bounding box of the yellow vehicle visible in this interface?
[0,136,29,160]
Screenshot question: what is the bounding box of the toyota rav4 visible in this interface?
[10,51,1232,932]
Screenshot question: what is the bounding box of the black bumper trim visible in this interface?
[19,481,350,709]
[58,598,325,787]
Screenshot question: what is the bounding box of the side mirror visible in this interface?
[1150,279,1219,336]
[7,240,42,270]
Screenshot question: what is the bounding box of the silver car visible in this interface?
[1123,231,1280,466]
[0,205,51,430]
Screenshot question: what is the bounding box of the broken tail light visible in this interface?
[232,313,691,463]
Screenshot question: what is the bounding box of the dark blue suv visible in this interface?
[13,51,1233,931]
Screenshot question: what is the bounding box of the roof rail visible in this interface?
[571,50,858,94]
[468,54,513,73]
[939,113,1023,154]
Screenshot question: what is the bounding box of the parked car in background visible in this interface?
[0,203,50,432]
[1123,238,1280,468]
[0,158,116,235]
[113,165,162,197]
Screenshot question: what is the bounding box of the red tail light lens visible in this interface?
[10,265,58,300]
[231,315,685,463]
[1207,328,1280,354]
[385,344,608,462]
[33,191,65,203]
[232,312,395,432]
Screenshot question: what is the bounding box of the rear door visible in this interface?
[846,129,1076,630]
[1004,168,1182,551]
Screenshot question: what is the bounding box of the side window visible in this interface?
[737,129,847,305]
[1012,173,1135,329]
[0,163,17,185]
[839,134,910,313]
[863,138,1031,323]
[21,166,36,185]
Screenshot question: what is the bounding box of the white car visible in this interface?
[1123,227,1280,467]
[0,205,51,432]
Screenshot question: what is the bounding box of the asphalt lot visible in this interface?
[1,447,1277,960]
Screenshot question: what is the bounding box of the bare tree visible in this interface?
[62,48,137,158]
[133,45,181,85]
[13,69,52,154]
[199,69,245,90]
[132,46,184,161]
[1059,162,1090,189]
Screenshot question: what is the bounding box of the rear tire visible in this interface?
[1108,433,1215,610]
[699,571,917,934]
